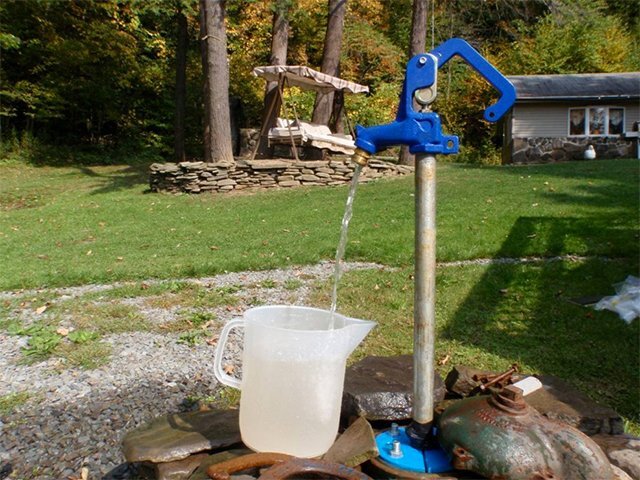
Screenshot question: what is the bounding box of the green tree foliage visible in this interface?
[0,0,637,164]
[505,1,639,74]
[0,0,182,154]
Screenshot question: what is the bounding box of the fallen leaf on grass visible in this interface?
[35,305,47,315]
[209,245,220,250]
[56,327,70,336]
[438,354,451,366]
[206,335,219,346]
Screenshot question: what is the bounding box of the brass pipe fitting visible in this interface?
[351,148,370,167]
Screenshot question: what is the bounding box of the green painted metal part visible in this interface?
[436,386,614,480]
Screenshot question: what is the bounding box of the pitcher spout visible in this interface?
[343,317,376,356]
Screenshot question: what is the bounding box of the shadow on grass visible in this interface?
[443,215,640,420]
[3,140,161,194]
[72,164,152,195]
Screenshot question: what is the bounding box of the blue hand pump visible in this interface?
[352,38,516,474]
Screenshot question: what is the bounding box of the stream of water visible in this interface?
[330,163,363,319]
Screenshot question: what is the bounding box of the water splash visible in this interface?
[330,163,363,317]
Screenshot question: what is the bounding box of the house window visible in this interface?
[609,108,624,134]
[569,109,586,135]
[568,107,625,136]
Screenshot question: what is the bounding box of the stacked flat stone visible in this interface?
[149,158,414,194]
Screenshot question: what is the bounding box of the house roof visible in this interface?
[507,73,640,102]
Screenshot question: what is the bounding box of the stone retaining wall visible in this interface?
[511,136,635,164]
[149,158,413,194]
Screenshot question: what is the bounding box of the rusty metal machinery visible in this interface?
[437,385,614,480]
[207,452,373,480]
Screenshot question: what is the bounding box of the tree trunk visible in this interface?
[330,89,345,134]
[311,0,347,127]
[199,0,234,164]
[399,0,428,166]
[410,0,428,57]
[199,0,211,159]
[256,0,290,159]
[174,10,188,162]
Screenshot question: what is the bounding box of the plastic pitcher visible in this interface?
[213,305,375,458]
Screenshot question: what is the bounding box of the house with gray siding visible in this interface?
[502,73,639,164]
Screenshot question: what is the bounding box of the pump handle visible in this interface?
[430,38,516,122]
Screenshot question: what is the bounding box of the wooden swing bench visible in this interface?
[251,65,369,160]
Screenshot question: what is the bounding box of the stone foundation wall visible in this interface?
[150,158,413,194]
[511,136,635,164]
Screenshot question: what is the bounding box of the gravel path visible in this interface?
[0,254,608,479]
[0,262,382,480]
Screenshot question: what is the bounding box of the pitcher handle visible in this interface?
[213,318,243,389]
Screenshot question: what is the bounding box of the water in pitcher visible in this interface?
[238,354,346,458]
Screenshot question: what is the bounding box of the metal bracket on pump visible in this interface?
[352,38,516,475]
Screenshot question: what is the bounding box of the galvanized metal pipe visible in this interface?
[413,153,437,425]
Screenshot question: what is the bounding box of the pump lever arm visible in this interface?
[430,38,515,123]
[354,38,516,157]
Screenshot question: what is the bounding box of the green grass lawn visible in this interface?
[1,157,638,431]
[1,159,638,290]
[319,258,639,430]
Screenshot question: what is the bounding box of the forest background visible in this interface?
[1,0,639,166]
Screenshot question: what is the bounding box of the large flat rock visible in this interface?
[342,355,446,422]
[322,417,378,467]
[592,434,640,480]
[122,409,241,464]
[526,375,624,436]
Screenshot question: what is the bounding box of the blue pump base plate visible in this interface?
[375,427,452,474]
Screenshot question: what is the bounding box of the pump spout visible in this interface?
[351,148,371,167]
[355,118,458,156]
